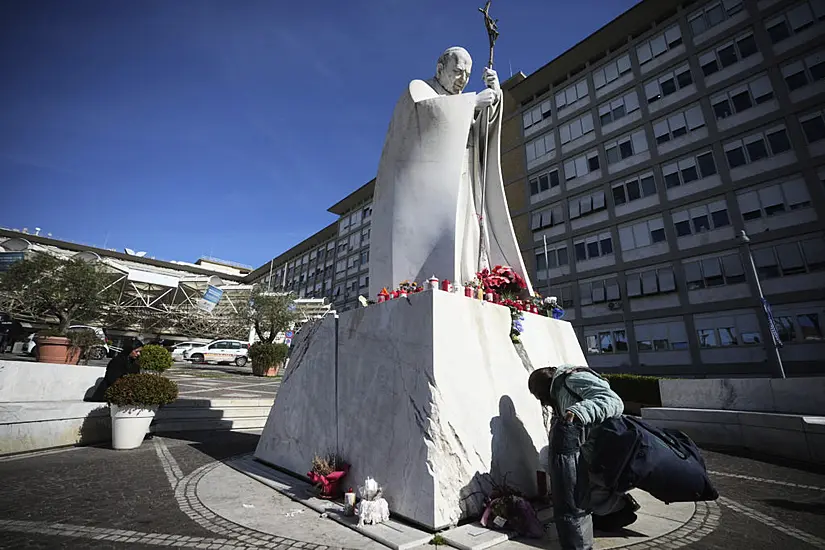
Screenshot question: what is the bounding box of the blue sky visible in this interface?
[1,0,640,268]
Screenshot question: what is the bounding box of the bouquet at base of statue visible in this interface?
[480,487,543,538]
[355,477,391,526]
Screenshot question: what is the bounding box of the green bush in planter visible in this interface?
[138,344,173,373]
[602,374,662,406]
[248,342,288,376]
[104,373,179,407]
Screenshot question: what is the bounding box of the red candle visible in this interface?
[441,279,451,292]
[377,295,385,303]
[464,286,473,297]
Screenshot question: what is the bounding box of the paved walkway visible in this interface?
[1,432,824,550]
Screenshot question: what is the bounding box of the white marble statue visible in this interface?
[368,46,533,298]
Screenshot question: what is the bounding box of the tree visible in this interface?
[0,253,116,334]
[244,287,301,344]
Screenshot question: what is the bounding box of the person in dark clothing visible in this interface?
[528,365,639,550]
[87,338,144,402]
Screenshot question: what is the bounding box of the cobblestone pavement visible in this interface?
[1,433,824,550]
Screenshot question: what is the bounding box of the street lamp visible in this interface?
[738,230,786,379]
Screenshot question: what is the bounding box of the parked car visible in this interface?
[183,339,250,367]
[169,341,207,361]
[27,325,110,360]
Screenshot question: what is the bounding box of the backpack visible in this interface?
[590,415,719,504]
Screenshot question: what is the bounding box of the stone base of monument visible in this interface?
[254,289,587,531]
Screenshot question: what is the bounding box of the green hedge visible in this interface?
[105,373,179,407]
[602,374,662,406]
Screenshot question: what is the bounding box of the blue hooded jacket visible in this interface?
[548,365,623,426]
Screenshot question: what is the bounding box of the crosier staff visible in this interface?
[476,0,500,273]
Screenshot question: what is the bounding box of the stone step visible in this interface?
[155,406,272,420]
[164,398,275,408]
[151,416,268,433]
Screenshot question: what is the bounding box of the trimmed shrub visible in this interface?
[248,342,288,376]
[138,344,173,373]
[603,374,662,406]
[105,373,178,407]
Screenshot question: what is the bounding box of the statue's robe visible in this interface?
[368,78,533,298]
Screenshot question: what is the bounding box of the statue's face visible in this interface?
[437,51,472,95]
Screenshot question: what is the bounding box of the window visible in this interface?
[644,63,693,104]
[535,244,570,271]
[555,78,589,111]
[593,53,633,88]
[698,30,759,77]
[605,130,648,164]
[724,125,792,169]
[360,250,370,265]
[662,150,717,189]
[637,25,683,65]
[585,328,630,354]
[568,189,606,220]
[800,111,825,143]
[684,252,746,290]
[612,171,656,206]
[798,313,824,340]
[525,133,556,163]
[653,104,705,144]
[346,254,359,269]
[523,99,553,130]
[619,217,666,251]
[579,277,621,306]
[597,91,640,128]
[781,49,825,91]
[766,1,825,45]
[531,204,564,231]
[672,199,731,237]
[560,113,595,144]
[349,232,361,250]
[626,266,677,298]
[361,228,371,245]
[710,75,774,120]
[737,178,812,220]
[529,167,561,196]
[564,150,601,180]
[335,259,346,274]
[573,232,614,262]
[337,239,348,254]
[636,320,689,351]
[362,205,372,220]
[752,237,825,278]
[689,0,744,37]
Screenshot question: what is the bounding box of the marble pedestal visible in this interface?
[254,289,587,530]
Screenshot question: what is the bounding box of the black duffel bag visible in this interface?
[590,415,718,504]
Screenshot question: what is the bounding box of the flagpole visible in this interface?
[542,234,550,296]
[739,230,785,379]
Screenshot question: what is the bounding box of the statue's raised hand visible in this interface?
[475,88,499,109]
[483,67,500,91]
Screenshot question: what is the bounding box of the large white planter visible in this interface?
[110,404,158,450]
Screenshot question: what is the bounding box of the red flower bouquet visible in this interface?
[477,265,527,300]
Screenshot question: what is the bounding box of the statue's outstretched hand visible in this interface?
[483,67,500,91]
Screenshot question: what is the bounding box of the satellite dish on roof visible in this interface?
[135,251,147,257]
[124,248,147,257]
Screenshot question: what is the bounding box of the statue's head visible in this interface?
[435,46,472,95]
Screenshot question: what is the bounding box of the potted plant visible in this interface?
[237,286,301,377]
[248,341,289,377]
[67,329,105,365]
[0,253,115,364]
[104,344,177,450]
[307,453,350,499]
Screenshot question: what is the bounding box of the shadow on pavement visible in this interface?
[701,445,825,475]
[763,498,825,516]
[161,430,261,462]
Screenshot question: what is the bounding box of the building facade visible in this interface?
[250,0,825,376]
[501,0,825,376]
